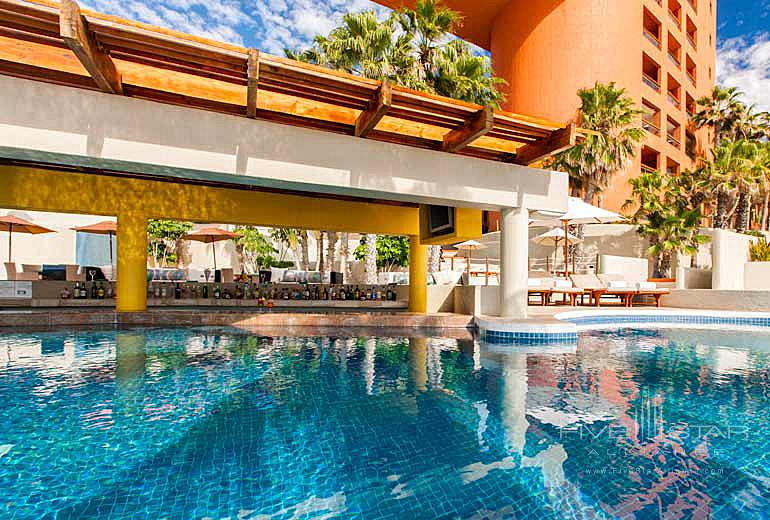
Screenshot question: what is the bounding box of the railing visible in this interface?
[687,33,697,49]
[687,0,697,12]
[643,119,661,135]
[668,52,681,68]
[641,164,658,174]
[667,133,681,148]
[668,92,681,107]
[687,72,696,86]
[643,73,661,92]
[644,30,662,48]
[669,11,681,27]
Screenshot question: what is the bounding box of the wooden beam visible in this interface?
[355,79,392,137]
[441,106,494,153]
[246,48,259,118]
[59,0,122,94]
[513,123,577,165]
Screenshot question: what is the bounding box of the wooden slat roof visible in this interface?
[0,0,579,164]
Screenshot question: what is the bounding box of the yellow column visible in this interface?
[116,212,147,313]
[408,235,428,314]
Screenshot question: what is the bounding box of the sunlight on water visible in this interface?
[0,326,768,518]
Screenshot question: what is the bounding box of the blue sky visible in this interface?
[80,0,768,110]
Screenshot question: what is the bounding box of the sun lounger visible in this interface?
[528,277,553,306]
[549,278,583,306]
[598,274,669,307]
[570,274,635,307]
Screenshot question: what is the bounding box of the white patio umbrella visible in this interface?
[455,240,485,275]
[531,228,583,273]
[530,197,625,276]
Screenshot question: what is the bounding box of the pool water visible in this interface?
[1,326,769,519]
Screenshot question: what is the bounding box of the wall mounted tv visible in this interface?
[428,205,455,236]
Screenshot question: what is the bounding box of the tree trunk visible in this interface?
[338,232,351,283]
[325,231,337,280]
[713,191,729,229]
[761,193,769,232]
[657,252,672,279]
[316,231,324,273]
[299,230,310,271]
[428,245,441,274]
[735,191,750,232]
[365,234,378,285]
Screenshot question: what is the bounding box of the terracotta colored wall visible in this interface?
[374,0,717,213]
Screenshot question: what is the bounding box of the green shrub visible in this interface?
[749,238,770,262]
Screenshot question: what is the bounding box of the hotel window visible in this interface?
[686,16,698,49]
[686,55,697,86]
[642,99,662,136]
[642,146,661,174]
[686,92,696,118]
[686,132,697,159]
[667,117,682,149]
[668,0,682,29]
[667,74,681,108]
[644,8,662,49]
[643,53,662,92]
[668,33,682,68]
[667,157,680,175]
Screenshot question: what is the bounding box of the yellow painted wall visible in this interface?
[0,165,448,312]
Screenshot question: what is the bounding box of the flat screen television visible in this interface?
[428,205,455,236]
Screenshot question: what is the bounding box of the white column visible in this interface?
[499,205,529,318]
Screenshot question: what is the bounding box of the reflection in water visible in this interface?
[0,327,768,518]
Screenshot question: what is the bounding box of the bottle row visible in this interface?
[146,282,401,302]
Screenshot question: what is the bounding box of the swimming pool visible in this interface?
[1,326,768,518]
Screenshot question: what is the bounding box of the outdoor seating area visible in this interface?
[528,273,670,307]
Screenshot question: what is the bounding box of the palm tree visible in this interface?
[286,1,504,107]
[692,86,744,145]
[727,140,759,232]
[552,82,644,203]
[364,234,378,284]
[325,231,338,280]
[752,143,770,231]
[338,232,351,282]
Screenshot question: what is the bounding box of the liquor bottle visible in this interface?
[90,282,97,299]
[154,284,160,298]
[387,286,393,301]
[202,284,209,299]
[97,283,105,299]
[160,285,167,299]
[73,282,79,299]
[174,283,181,299]
[354,286,360,300]
[214,285,221,299]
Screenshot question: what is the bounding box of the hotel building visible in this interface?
[377,0,718,215]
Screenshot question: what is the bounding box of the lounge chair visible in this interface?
[598,274,669,307]
[570,274,636,307]
[549,278,583,306]
[528,277,553,306]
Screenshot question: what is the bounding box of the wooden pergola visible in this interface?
[0,0,577,165]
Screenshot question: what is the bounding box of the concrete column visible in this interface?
[116,212,148,312]
[499,205,529,318]
[408,235,428,313]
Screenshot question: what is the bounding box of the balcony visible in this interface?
[644,30,662,48]
[687,72,696,86]
[668,93,681,108]
[643,119,661,136]
[669,52,681,68]
[641,164,658,174]
[669,11,681,28]
[667,133,681,148]
[644,74,661,92]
